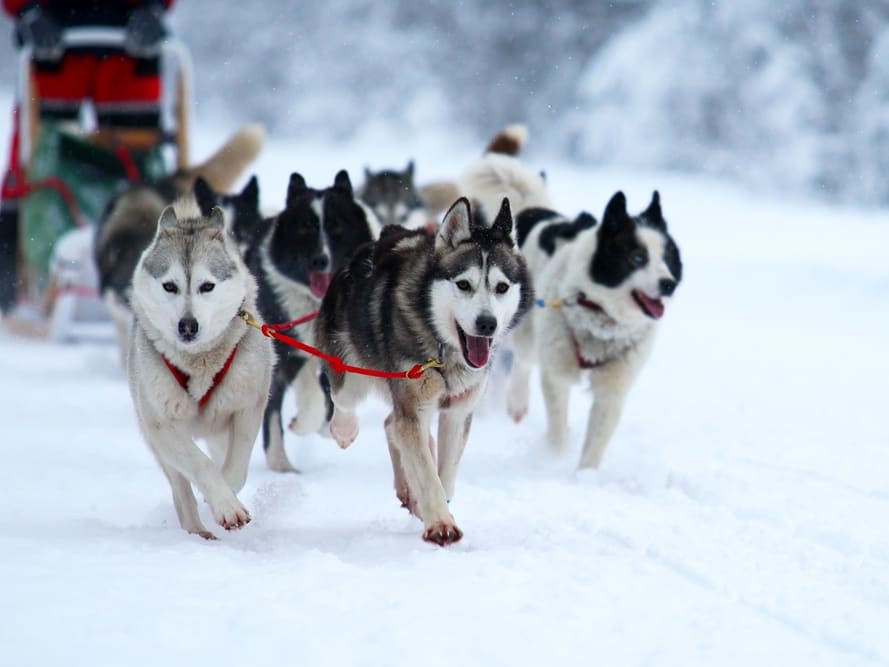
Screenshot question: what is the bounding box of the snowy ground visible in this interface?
[1,114,888,666]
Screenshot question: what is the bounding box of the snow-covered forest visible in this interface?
[162,0,889,205]
[3,1,888,202]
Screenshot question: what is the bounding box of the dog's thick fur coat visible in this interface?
[314,198,532,545]
[462,125,683,468]
[128,198,272,538]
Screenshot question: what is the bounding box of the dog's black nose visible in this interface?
[659,278,678,297]
[475,314,497,337]
[311,253,329,271]
[178,316,199,341]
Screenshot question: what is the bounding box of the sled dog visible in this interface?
[95,124,265,364]
[193,174,264,263]
[358,161,430,229]
[252,170,378,472]
[461,124,683,468]
[314,197,533,545]
[128,198,272,538]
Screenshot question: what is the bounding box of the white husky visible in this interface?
[128,198,273,538]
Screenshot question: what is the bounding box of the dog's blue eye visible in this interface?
[495,282,510,294]
[199,282,215,294]
[630,251,648,267]
[162,282,178,294]
[456,280,472,292]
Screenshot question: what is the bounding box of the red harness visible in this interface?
[162,345,239,409]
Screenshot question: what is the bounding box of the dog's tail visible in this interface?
[484,123,528,156]
[178,124,266,193]
[459,123,550,216]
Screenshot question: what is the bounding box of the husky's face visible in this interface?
[134,203,248,350]
[267,171,375,299]
[359,161,427,229]
[579,191,682,325]
[431,198,532,371]
[194,175,263,253]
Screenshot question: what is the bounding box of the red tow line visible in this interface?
[238,309,443,380]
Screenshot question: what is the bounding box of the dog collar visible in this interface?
[576,293,603,312]
[162,345,238,409]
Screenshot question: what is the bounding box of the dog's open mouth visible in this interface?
[632,290,665,320]
[309,271,332,299]
[457,324,492,369]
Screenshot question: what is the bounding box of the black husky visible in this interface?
[252,170,378,471]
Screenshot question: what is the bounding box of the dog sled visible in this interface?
[0,27,193,340]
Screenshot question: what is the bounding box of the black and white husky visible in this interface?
[314,198,533,545]
[462,125,683,469]
[251,171,379,472]
[127,198,273,538]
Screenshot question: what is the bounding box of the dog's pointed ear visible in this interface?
[193,177,216,217]
[207,206,225,232]
[364,166,371,181]
[601,191,631,233]
[241,175,259,209]
[490,197,514,242]
[286,173,308,207]
[405,160,415,179]
[334,169,353,194]
[642,190,666,230]
[436,197,472,251]
[158,205,178,231]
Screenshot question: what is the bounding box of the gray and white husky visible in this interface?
[462,125,683,469]
[128,198,273,538]
[358,161,430,230]
[314,198,533,545]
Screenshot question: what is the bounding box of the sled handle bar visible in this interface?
[16,27,194,171]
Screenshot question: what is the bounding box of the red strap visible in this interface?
[576,294,603,312]
[162,345,239,408]
[114,145,141,183]
[260,324,427,380]
[264,310,318,332]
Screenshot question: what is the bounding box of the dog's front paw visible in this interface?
[423,520,463,546]
[191,529,218,541]
[507,396,528,423]
[210,495,251,531]
[265,449,298,473]
[330,410,358,449]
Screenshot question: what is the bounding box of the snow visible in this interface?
[2,116,889,666]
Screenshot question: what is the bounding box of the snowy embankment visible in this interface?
[1,117,887,666]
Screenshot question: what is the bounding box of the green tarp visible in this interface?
[20,123,166,286]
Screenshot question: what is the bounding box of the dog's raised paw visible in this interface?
[423,521,463,546]
[507,403,528,423]
[330,411,359,449]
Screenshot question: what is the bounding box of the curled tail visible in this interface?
[484,123,528,156]
[177,124,266,193]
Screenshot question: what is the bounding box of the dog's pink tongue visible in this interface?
[309,272,332,298]
[637,292,665,319]
[465,335,492,368]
